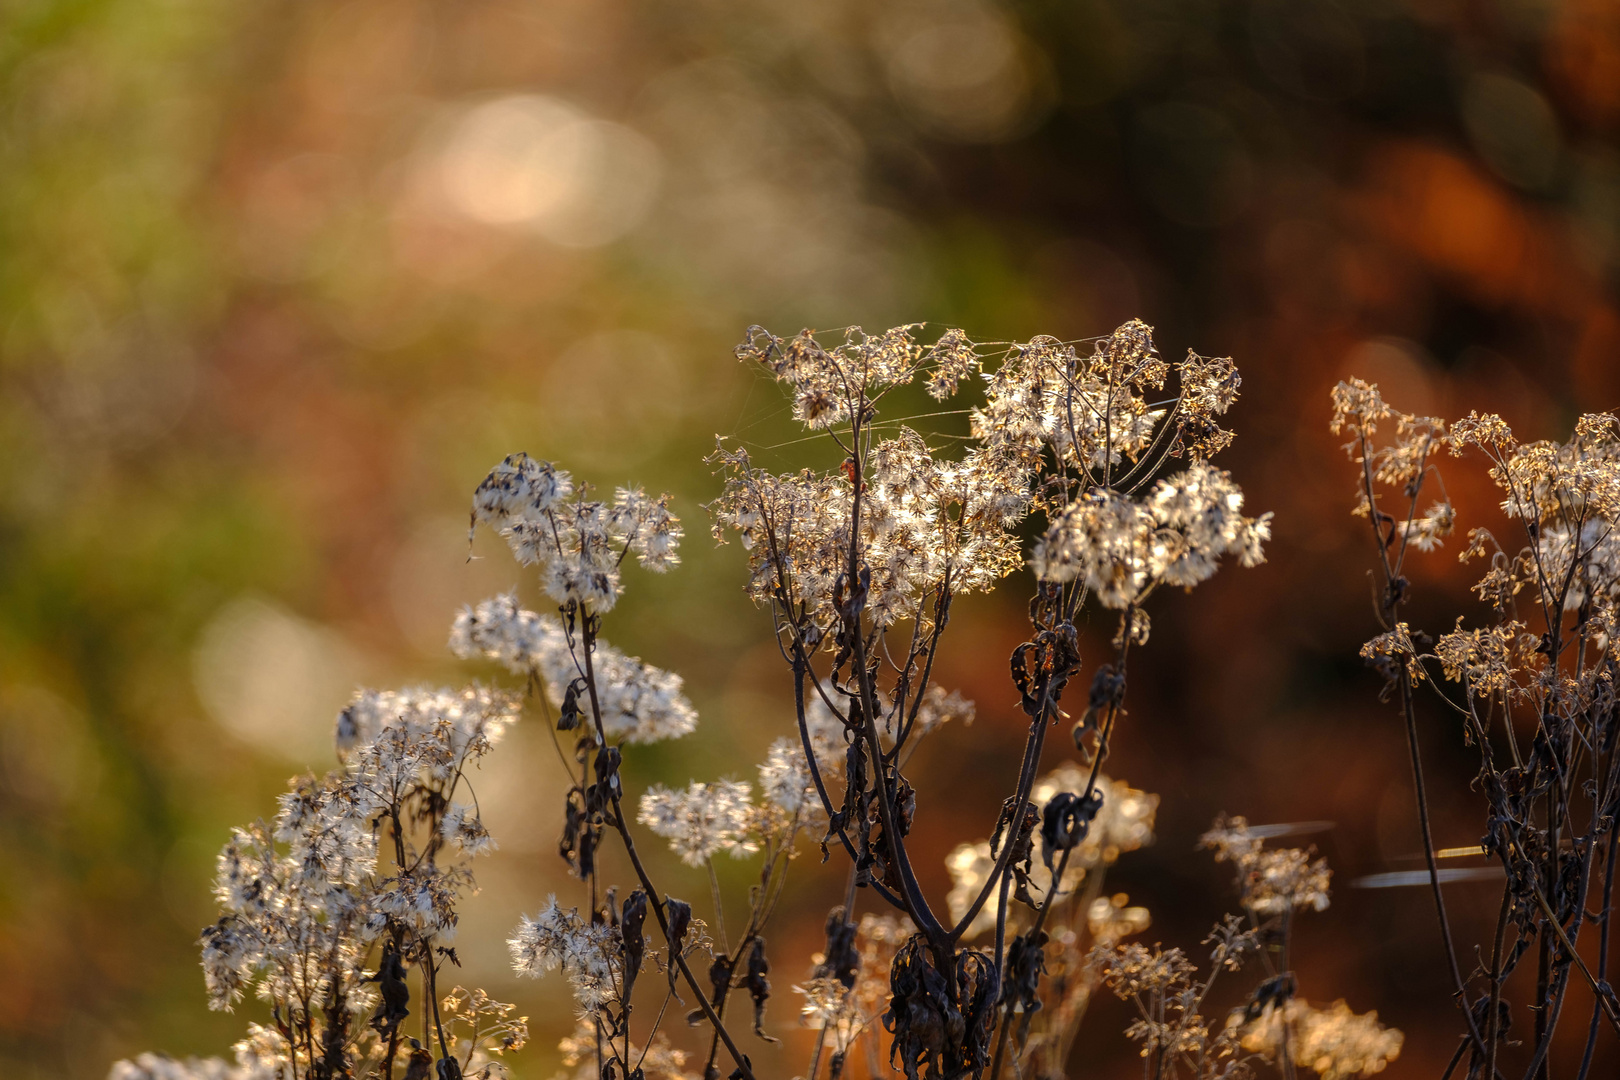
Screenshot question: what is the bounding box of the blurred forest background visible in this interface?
[2,0,1619,1076]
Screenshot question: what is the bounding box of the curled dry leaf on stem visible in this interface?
[944,767,1157,941]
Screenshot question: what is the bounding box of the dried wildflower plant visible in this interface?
[1093,820,1400,1080]
[706,320,1272,1079]
[1334,379,1620,1077]
[112,674,522,1080]
[112,320,1316,1080]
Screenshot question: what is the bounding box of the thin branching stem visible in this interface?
[577,620,757,1080]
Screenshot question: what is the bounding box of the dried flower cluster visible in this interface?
[704,319,1275,1080]
[113,670,523,1080]
[1094,825,1400,1080]
[113,319,1451,1080]
[450,592,697,744]
[507,896,622,1010]
[1031,461,1270,623]
[638,781,761,865]
[1095,928,1254,1079]
[438,986,528,1068]
[553,1021,698,1080]
[1235,1000,1402,1080]
[1334,378,1620,1075]
[1200,817,1331,917]
[471,454,681,612]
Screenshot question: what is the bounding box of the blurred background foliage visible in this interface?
[2,0,1619,1076]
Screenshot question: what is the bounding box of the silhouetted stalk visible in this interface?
[580,622,756,1079]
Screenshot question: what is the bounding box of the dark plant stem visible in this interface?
[1576,821,1620,1080]
[1439,1037,1468,1080]
[578,621,757,1080]
[1397,672,1491,1058]
[789,657,906,912]
[1533,788,1556,1080]
[987,844,1076,1080]
[1355,432,1491,1060]
[425,952,451,1064]
[1486,882,1511,1078]
[949,714,1050,942]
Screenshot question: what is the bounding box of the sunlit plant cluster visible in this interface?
[112,322,1406,1080]
[1335,380,1620,1078]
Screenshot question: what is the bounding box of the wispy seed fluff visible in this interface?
[637,780,759,865]
[450,593,697,744]
[508,895,623,1014]
[441,802,496,856]
[470,454,682,613]
[756,737,817,817]
[1032,460,1271,619]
